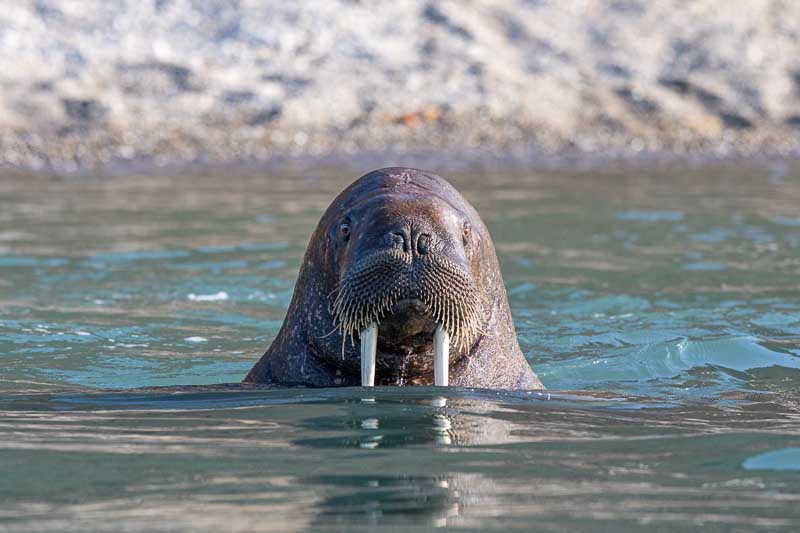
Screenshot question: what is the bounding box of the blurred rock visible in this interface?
[0,0,799,172]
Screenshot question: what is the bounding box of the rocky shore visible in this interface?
[1,0,799,173]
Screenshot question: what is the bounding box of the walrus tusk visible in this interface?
[434,324,449,386]
[360,323,378,386]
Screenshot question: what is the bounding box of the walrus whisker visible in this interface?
[318,325,341,339]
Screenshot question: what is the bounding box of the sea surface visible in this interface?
[1,162,799,531]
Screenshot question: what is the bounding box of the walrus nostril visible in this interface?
[417,233,431,255]
[386,231,408,252]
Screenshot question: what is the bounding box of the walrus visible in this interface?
[244,167,543,389]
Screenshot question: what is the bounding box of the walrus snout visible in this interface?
[333,247,476,386]
[332,249,480,347]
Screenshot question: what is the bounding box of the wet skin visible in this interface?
[245,167,543,389]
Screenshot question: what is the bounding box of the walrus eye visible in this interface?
[462,223,471,247]
[339,221,351,242]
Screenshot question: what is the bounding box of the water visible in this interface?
[1,162,800,531]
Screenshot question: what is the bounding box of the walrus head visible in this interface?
[245,167,543,389]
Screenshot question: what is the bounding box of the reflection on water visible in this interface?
[1,162,800,530]
[2,387,800,530]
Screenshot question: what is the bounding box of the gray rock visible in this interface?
[1,0,799,172]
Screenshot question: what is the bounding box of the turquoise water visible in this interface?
[2,163,800,531]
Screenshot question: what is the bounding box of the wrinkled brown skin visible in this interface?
[244,168,543,390]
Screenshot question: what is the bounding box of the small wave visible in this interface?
[188,291,229,302]
[743,448,800,471]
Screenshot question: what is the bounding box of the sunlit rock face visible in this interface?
[1,0,799,172]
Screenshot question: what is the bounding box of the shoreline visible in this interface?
[2,141,799,180]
